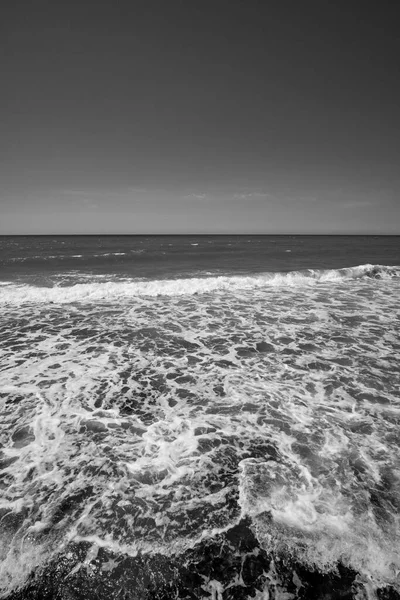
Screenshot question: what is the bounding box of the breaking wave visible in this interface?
[1,254,400,598]
[0,264,399,305]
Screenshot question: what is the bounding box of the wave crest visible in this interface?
[0,264,398,304]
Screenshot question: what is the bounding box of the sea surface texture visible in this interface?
[0,235,399,600]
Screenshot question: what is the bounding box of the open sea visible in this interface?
[0,234,400,600]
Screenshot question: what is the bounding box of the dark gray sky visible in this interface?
[1,0,399,233]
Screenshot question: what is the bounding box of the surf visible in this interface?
[0,264,399,305]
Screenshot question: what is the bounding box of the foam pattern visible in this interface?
[0,269,400,598]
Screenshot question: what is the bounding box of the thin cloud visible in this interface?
[341,199,376,209]
[183,193,207,200]
[61,187,150,199]
[82,197,99,210]
[125,186,150,194]
[59,189,101,209]
[233,191,275,200]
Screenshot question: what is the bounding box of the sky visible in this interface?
[1,0,399,234]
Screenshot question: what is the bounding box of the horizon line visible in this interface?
[0,232,399,237]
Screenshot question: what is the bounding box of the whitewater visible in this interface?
[0,235,399,600]
[0,263,399,305]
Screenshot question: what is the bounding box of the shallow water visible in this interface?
[0,236,399,599]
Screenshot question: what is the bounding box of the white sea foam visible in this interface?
[6,251,131,263]
[239,459,400,585]
[93,251,130,257]
[0,263,399,596]
[0,264,398,305]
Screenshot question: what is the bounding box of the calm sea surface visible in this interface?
[0,235,399,599]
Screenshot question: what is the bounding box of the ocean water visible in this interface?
[0,235,399,600]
